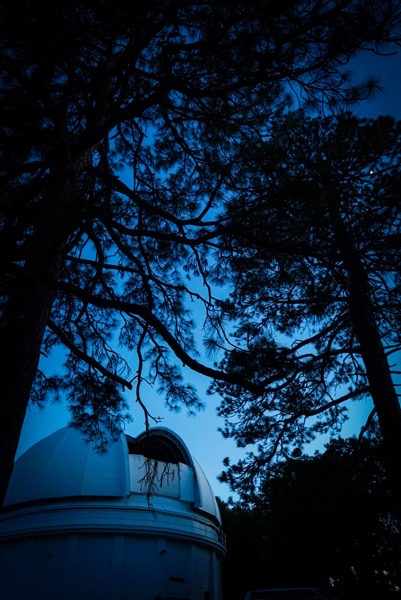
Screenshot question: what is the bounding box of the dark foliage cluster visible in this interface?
[219,433,401,600]
[1,0,401,503]
[212,112,401,495]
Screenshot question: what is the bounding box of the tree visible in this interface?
[217,498,270,600]
[219,433,401,599]
[213,111,401,497]
[1,0,400,504]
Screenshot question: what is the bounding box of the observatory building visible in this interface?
[0,426,226,600]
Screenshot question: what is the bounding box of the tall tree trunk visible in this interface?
[0,174,80,506]
[346,256,401,499]
[329,191,401,500]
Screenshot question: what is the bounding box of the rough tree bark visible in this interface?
[0,168,82,506]
[329,185,401,498]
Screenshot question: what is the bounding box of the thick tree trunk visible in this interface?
[329,194,401,500]
[0,252,64,505]
[347,261,401,498]
[0,175,80,506]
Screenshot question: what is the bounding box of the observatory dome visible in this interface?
[0,426,226,600]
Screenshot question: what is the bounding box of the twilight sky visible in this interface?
[17,47,401,502]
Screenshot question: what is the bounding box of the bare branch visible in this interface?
[48,319,133,390]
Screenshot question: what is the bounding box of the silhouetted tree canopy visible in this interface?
[219,432,401,600]
[212,111,401,496]
[1,0,400,503]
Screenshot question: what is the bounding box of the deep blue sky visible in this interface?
[17,48,401,502]
[352,49,401,119]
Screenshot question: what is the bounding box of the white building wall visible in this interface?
[0,531,223,600]
[0,427,226,600]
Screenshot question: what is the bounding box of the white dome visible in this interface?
[5,427,129,504]
[1,426,226,600]
[4,426,222,524]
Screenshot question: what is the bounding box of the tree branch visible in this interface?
[48,319,133,390]
[304,386,371,418]
[55,283,262,394]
